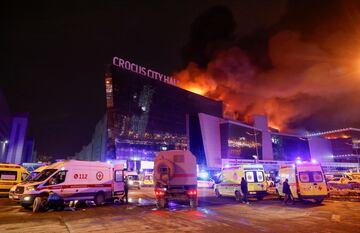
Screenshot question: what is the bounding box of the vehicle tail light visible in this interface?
[187,190,197,196]
[155,189,165,196]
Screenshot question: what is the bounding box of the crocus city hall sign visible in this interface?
[112,56,178,86]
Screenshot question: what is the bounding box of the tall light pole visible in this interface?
[1,140,8,162]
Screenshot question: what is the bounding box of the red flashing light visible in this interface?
[155,190,165,196]
[187,190,197,196]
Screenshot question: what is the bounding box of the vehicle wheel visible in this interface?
[156,198,167,209]
[235,191,242,202]
[256,196,264,201]
[190,198,198,208]
[33,197,46,213]
[315,198,324,204]
[138,186,141,190]
[215,189,221,198]
[94,192,105,206]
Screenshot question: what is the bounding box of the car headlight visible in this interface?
[23,196,31,201]
[128,180,134,185]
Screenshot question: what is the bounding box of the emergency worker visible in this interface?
[282,179,294,204]
[241,177,249,204]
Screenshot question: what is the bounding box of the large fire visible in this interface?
[175,31,360,132]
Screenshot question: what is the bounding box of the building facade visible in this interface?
[0,90,33,164]
[104,59,223,170]
[79,57,358,173]
[75,115,107,162]
[308,128,360,166]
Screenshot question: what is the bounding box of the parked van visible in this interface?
[9,165,48,201]
[214,164,267,201]
[276,161,328,203]
[0,163,29,195]
[142,173,154,186]
[153,150,197,208]
[18,160,125,212]
[125,171,141,189]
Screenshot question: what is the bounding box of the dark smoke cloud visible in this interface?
[177,2,360,132]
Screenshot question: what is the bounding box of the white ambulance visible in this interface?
[276,161,328,203]
[18,160,125,211]
[214,164,267,201]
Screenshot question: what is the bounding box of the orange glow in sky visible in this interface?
[187,85,207,95]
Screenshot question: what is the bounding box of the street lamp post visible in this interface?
[253,155,258,164]
[1,140,8,162]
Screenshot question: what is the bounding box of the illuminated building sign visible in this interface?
[112,56,178,86]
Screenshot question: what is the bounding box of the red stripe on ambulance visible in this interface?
[37,183,112,190]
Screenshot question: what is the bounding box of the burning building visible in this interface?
[77,56,359,173]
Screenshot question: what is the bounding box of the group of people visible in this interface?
[123,176,294,205]
[240,177,294,205]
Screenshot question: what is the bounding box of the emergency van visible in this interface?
[9,165,48,201]
[154,150,198,208]
[142,173,154,186]
[125,171,141,189]
[214,164,267,201]
[18,160,125,212]
[276,161,328,203]
[0,163,29,195]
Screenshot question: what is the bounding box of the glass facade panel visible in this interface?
[271,134,310,161]
[107,67,223,163]
[220,123,263,160]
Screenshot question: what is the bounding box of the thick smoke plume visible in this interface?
[175,30,360,132]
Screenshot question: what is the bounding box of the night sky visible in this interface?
[1,0,359,158]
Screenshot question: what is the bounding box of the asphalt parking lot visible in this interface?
[1,187,359,233]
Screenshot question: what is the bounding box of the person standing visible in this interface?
[123,176,129,204]
[241,177,249,204]
[282,179,293,204]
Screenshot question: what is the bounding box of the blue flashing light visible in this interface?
[311,159,318,164]
[106,159,112,164]
[198,171,209,179]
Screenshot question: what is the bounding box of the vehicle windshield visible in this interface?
[25,172,40,181]
[31,169,57,182]
[144,175,152,180]
[128,175,139,180]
